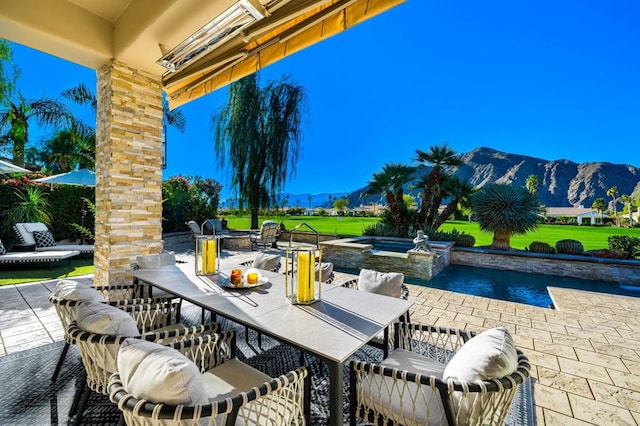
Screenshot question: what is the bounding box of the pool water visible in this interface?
[405,265,640,308]
[370,240,415,253]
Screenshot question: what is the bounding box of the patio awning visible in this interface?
[164,0,406,108]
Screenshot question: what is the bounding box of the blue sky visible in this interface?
[7,0,640,198]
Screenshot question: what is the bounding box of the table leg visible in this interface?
[327,360,344,426]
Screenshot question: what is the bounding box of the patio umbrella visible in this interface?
[33,168,95,187]
[0,159,31,174]
[33,169,96,229]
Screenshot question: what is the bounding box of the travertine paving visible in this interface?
[1,252,639,425]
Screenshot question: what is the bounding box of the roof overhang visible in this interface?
[0,0,406,108]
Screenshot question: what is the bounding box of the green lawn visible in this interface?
[226,215,640,251]
[0,257,94,286]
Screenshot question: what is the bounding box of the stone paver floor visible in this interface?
[1,248,639,425]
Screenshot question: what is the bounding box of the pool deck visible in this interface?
[1,247,639,424]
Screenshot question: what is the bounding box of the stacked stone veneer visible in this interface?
[94,61,163,286]
[320,237,452,281]
[452,248,640,285]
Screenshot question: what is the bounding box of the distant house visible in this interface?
[543,206,607,225]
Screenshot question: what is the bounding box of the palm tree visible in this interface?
[307,195,312,210]
[39,128,95,172]
[620,194,634,226]
[0,95,74,167]
[415,144,463,228]
[432,176,477,229]
[525,174,539,194]
[366,162,415,234]
[591,197,607,224]
[212,73,305,229]
[607,186,619,227]
[472,183,541,250]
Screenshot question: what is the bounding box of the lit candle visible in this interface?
[297,252,313,302]
[206,239,216,274]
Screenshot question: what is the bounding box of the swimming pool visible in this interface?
[405,264,640,308]
[336,264,640,308]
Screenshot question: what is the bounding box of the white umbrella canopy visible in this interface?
[33,169,95,187]
[0,159,31,174]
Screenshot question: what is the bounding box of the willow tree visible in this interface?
[212,73,305,229]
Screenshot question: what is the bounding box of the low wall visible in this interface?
[319,237,453,280]
[162,231,192,247]
[451,247,640,285]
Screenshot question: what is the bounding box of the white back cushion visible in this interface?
[357,269,404,298]
[252,252,281,271]
[76,302,139,336]
[315,262,334,282]
[118,338,209,406]
[23,222,49,233]
[53,279,105,302]
[136,252,176,269]
[443,327,518,381]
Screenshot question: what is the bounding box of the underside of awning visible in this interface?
[163,0,406,109]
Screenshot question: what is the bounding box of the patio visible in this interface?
[1,241,639,424]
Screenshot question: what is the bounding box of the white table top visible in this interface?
[131,261,413,364]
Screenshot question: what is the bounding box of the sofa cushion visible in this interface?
[357,269,404,298]
[53,279,105,302]
[33,230,57,248]
[252,252,281,271]
[117,338,209,406]
[23,222,49,233]
[76,302,139,336]
[443,327,518,382]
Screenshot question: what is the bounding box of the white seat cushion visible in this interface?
[53,279,105,302]
[117,338,209,406]
[202,358,271,399]
[357,269,404,298]
[361,348,449,425]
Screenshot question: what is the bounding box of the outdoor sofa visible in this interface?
[13,222,94,254]
[0,241,79,269]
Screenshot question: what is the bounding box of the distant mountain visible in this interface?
[279,192,348,208]
[344,147,640,208]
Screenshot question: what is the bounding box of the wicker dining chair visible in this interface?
[48,279,162,383]
[349,323,531,426]
[109,331,310,425]
[340,268,410,358]
[67,300,219,425]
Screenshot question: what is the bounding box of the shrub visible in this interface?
[608,235,640,257]
[362,222,397,237]
[455,233,476,247]
[424,228,461,242]
[527,241,556,254]
[555,239,584,255]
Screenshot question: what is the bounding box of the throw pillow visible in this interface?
[252,252,281,271]
[357,269,404,298]
[53,279,105,302]
[443,327,518,381]
[0,239,6,256]
[33,230,56,248]
[117,338,209,406]
[76,302,139,336]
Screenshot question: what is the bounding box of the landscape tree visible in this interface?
[591,197,607,224]
[525,174,539,194]
[619,194,634,226]
[212,73,305,229]
[472,183,542,250]
[38,128,95,173]
[365,162,416,235]
[607,186,619,227]
[334,197,349,215]
[307,195,312,209]
[432,176,477,229]
[415,144,463,229]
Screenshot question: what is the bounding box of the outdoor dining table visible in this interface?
[131,259,413,426]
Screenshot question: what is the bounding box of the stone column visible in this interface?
[94,60,163,286]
